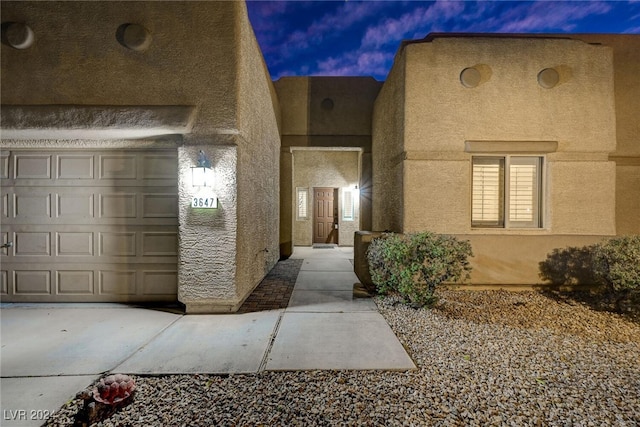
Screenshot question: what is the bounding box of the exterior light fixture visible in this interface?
[191,150,213,187]
[191,150,217,208]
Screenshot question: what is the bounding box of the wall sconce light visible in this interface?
[191,150,217,209]
[191,150,214,187]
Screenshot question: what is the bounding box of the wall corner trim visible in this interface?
[464,140,558,153]
[289,146,364,153]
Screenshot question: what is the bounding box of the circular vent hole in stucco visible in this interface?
[460,67,481,88]
[321,98,335,111]
[538,68,560,89]
[2,22,35,49]
[116,23,152,51]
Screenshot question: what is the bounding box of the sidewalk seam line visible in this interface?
[107,313,184,374]
[258,310,284,372]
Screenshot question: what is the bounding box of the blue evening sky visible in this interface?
[246,1,640,80]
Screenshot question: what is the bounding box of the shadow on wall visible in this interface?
[538,246,599,287]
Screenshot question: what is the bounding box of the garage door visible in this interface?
[0,149,178,302]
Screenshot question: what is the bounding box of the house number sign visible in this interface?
[192,194,218,209]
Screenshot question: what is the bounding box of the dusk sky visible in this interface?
[246,1,640,81]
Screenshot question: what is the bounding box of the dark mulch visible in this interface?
[236,258,303,313]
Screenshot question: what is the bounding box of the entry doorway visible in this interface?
[313,187,338,244]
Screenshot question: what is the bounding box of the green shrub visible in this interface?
[366,231,473,307]
[366,233,407,295]
[592,235,640,296]
[539,235,640,314]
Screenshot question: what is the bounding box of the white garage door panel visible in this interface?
[3,225,178,261]
[0,149,178,303]
[3,188,177,225]
[2,264,177,301]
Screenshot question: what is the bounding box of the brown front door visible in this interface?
[313,187,338,244]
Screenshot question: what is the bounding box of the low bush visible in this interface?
[540,235,640,314]
[366,231,473,307]
[592,235,640,296]
[366,233,407,295]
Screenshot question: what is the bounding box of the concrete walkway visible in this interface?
[0,247,415,426]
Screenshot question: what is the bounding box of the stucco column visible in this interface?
[279,150,294,257]
[177,143,240,313]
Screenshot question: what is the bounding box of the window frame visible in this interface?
[471,155,544,229]
[296,187,309,221]
[342,188,355,221]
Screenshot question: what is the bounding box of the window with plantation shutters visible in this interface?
[296,187,308,220]
[508,157,541,227]
[472,156,543,228]
[472,157,504,227]
[342,189,354,221]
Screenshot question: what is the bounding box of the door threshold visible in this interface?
[312,243,338,249]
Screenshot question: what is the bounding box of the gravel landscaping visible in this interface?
[45,290,640,426]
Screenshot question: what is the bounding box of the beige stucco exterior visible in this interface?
[1,1,280,312]
[579,35,640,236]
[275,77,381,254]
[291,149,361,246]
[373,35,624,285]
[2,0,637,302]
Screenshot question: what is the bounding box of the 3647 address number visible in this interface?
[192,197,217,208]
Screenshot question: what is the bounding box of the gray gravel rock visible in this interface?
[45,290,640,426]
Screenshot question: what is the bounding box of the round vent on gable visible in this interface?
[537,68,560,89]
[460,67,482,88]
[321,98,335,111]
[117,23,152,51]
[2,22,35,49]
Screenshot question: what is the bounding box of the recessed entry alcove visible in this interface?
[291,147,362,247]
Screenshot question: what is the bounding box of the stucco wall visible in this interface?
[1,1,238,135]
[400,37,616,236]
[178,143,238,307]
[276,77,381,141]
[276,77,310,137]
[307,77,380,139]
[279,151,294,255]
[460,234,613,286]
[371,49,406,232]
[402,157,469,234]
[373,36,619,286]
[615,165,640,234]
[292,150,361,246]
[553,35,640,236]
[275,77,380,254]
[234,1,280,305]
[577,35,640,159]
[1,1,279,312]
[594,35,640,235]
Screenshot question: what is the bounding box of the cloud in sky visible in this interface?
[247,1,640,81]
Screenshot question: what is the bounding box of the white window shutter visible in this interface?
[472,157,504,226]
[507,157,541,227]
[342,189,354,221]
[297,188,308,220]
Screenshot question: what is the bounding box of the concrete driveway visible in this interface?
[0,247,415,426]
